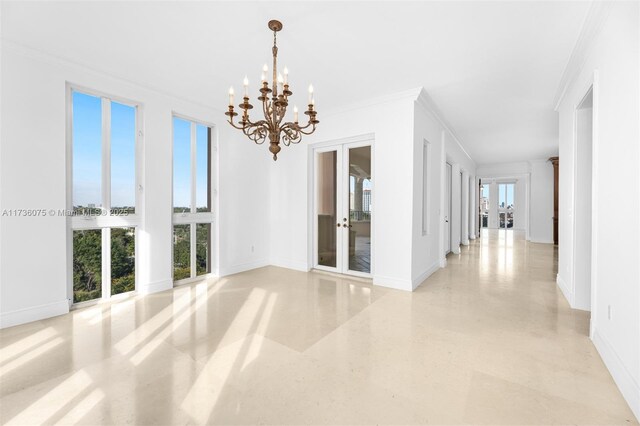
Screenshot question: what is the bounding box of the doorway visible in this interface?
[498,183,515,229]
[444,163,452,254]
[460,171,464,246]
[314,142,372,277]
[574,87,593,311]
[480,180,489,228]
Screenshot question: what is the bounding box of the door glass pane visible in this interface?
[196,124,211,212]
[72,92,102,214]
[73,229,102,303]
[173,224,191,280]
[196,223,211,276]
[499,212,506,228]
[111,227,135,295]
[348,146,371,273]
[499,184,506,208]
[506,211,514,228]
[506,184,514,209]
[317,151,337,268]
[110,102,136,214]
[173,117,191,213]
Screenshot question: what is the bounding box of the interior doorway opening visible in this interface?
[444,162,452,254]
[573,86,594,312]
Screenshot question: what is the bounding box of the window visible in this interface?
[172,116,215,282]
[69,88,140,304]
[422,139,430,235]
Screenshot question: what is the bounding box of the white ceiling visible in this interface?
[1,1,590,164]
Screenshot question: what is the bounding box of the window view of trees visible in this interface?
[73,229,102,303]
[111,228,135,295]
[173,225,190,280]
[73,228,135,303]
[196,223,211,276]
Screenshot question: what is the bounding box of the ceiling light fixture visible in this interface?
[225,20,319,160]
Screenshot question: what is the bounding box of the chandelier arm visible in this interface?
[227,118,247,130]
[242,122,269,145]
[279,124,302,146]
[298,124,317,136]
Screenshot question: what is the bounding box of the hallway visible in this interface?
[0,231,636,424]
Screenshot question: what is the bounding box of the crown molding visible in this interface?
[321,87,423,118]
[1,39,225,115]
[415,88,476,167]
[552,1,614,111]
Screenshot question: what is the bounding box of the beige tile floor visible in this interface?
[0,230,637,425]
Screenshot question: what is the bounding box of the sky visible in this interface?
[73,91,209,210]
[73,91,135,208]
[173,117,209,210]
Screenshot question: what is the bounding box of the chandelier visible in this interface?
[225,20,319,160]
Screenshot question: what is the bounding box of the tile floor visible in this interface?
[0,230,637,424]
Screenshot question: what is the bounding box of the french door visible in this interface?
[314,142,372,277]
[498,183,515,229]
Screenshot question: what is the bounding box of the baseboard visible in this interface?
[469,235,476,240]
[138,278,173,295]
[462,239,470,246]
[556,273,574,307]
[593,329,640,421]
[440,257,447,268]
[412,261,440,290]
[373,274,412,291]
[0,299,69,329]
[269,258,310,272]
[219,259,270,277]
[530,238,554,244]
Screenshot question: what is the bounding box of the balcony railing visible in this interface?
[350,210,371,221]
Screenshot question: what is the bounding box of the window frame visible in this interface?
[66,83,143,307]
[171,113,217,285]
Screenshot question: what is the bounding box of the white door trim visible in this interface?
[310,136,374,278]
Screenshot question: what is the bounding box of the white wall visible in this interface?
[556,1,639,419]
[270,90,416,290]
[268,88,474,292]
[412,94,446,285]
[0,43,271,327]
[528,160,554,243]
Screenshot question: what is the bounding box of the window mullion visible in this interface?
[102,98,111,213]
[191,122,197,214]
[102,227,111,299]
[190,223,196,278]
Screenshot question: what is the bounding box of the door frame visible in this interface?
[308,134,375,278]
[571,72,599,322]
[445,162,452,254]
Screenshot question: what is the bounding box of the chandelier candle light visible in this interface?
[225,20,319,160]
